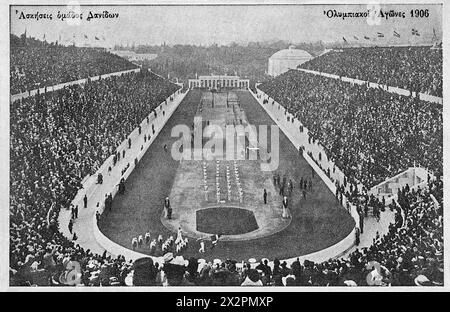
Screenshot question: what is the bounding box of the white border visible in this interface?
[1,0,448,292]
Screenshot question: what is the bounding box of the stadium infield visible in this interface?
[98,89,355,261]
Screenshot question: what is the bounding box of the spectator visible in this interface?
[259,70,442,189]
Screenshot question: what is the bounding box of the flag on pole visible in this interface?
[95,36,100,40]
[84,34,88,39]
[364,36,370,40]
[432,28,437,41]
[412,28,420,36]
[393,30,400,38]
[377,32,384,38]
[342,37,347,43]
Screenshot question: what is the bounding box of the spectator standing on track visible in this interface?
[282,196,291,219]
[176,227,183,244]
[279,184,284,197]
[118,178,126,195]
[164,197,172,219]
[68,219,73,234]
[97,173,103,184]
[211,234,221,250]
[198,240,205,253]
[359,211,364,234]
[355,227,360,246]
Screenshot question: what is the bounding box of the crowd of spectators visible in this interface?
[299,46,443,97]
[10,34,138,95]
[10,70,179,286]
[11,179,443,286]
[259,70,442,189]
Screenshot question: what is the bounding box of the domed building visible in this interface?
[268,46,313,77]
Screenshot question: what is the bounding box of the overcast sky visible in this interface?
[10,4,442,46]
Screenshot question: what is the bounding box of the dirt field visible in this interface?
[99,89,355,261]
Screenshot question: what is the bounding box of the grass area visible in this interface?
[196,207,259,235]
[99,89,355,261]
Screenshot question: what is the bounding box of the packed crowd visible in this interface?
[10,34,138,94]
[10,70,180,286]
[10,179,443,286]
[259,70,442,188]
[299,46,443,97]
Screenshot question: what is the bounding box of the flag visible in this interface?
[95,36,99,40]
[412,28,420,36]
[353,35,359,40]
[377,32,384,38]
[84,34,88,39]
[432,28,437,41]
[342,37,347,42]
[364,36,370,40]
[393,30,400,38]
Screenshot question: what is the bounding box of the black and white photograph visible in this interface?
[0,0,448,294]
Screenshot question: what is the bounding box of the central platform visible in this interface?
[160,159,291,241]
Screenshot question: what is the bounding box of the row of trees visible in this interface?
[114,41,327,84]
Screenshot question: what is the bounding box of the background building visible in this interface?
[268,46,313,77]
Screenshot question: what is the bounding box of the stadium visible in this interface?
[8,4,444,288]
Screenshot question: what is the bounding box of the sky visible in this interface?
[10,4,443,47]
